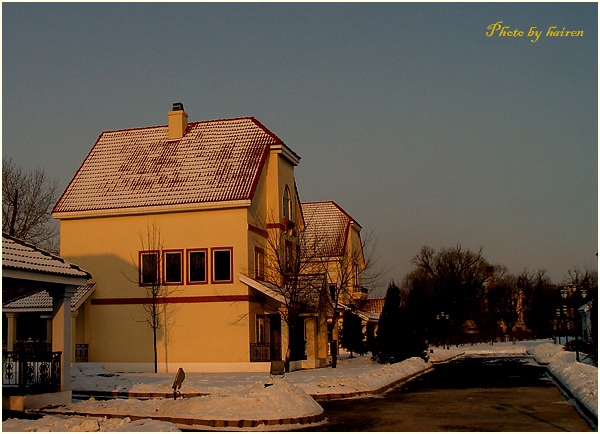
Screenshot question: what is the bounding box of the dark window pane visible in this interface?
[214,250,231,282]
[165,252,182,283]
[189,251,206,282]
[142,253,158,284]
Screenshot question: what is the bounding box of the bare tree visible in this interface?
[133,223,179,373]
[246,205,336,362]
[247,206,382,369]
[488,272,522,340]
[257,215,326,366]
[410,245,489,342]
[311,228,382,368]
[2,157,59,252]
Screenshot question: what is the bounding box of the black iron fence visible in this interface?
[13,342,52,354]
[75,344,89,363]
[2,350,61,394]
[250,343,282,362]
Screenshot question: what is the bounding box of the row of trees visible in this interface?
[338,245,597,364]
[2,157,59,253]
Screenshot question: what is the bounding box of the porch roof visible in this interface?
[2,283,96,313]
[239,274,286,304]
[2,233,91,285]
[339,303,380,322]
[239,273,326,310]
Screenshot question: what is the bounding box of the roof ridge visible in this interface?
[301,200,336,205]
[98,116,259,135]
[301,201,356,224]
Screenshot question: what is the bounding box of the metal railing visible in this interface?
[250,343,282,362]
[75,344,89,363]
[13,342,52,354]
[3,350,61,394]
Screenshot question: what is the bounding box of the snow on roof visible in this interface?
[2,233,92,280]
[53,117,293,214]
[361,298,385,318]
[240,273,326,311]
[301,201,360,257]
[3,283,96,312]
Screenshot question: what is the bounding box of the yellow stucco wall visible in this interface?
[59,206,256,369]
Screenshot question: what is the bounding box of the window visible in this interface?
[255,314,266,343]
[329,284,337,302]
[187,249,207,284]
[212,247,233,283]
[140,251,159,285]
[282,185,292,220]
[254,247,265,281]
[285,241,293,271]
[163,250,183,284]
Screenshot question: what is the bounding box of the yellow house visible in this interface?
[301,201,367,304]
[300,202,369,358]
[52,103,326,373]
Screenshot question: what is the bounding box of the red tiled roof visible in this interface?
[53,117,288,214]
[362,298,385,318]
[301,201,359,257]
[2,233,92,279]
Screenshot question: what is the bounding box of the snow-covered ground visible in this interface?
[529,342,598,418]
[3,340,596,432]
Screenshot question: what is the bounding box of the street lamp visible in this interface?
[555,306,568,345]
[560,283,588,362]
[436,312,450,349]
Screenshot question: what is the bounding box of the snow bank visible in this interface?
[2,415,180,432]
[530,343,598,418]
[300,356,430,396]
[57,377,323,422]
[428,347,463,362]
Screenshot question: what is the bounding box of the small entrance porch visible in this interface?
[2,234,92,410]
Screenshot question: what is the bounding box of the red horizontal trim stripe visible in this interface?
[248,224,268,238]
[91,295,265,305]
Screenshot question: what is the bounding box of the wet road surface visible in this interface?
[299,356,594,432]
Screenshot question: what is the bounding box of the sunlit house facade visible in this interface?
[52,104,326,372]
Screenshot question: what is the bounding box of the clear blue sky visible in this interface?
[3,3,597,289]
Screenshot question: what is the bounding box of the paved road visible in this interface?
[300,356,594,432]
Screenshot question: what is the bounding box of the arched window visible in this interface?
[282,185,292,220]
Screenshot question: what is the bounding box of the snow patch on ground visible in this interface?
[71,363,134,393]
[530,343,598,418]
[2,415,180,432]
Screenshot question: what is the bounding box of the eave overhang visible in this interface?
[52,199,253,220]
[2,269,90,287]
[270,143,301,166]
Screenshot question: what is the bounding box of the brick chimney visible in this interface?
[168,102,188,140]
